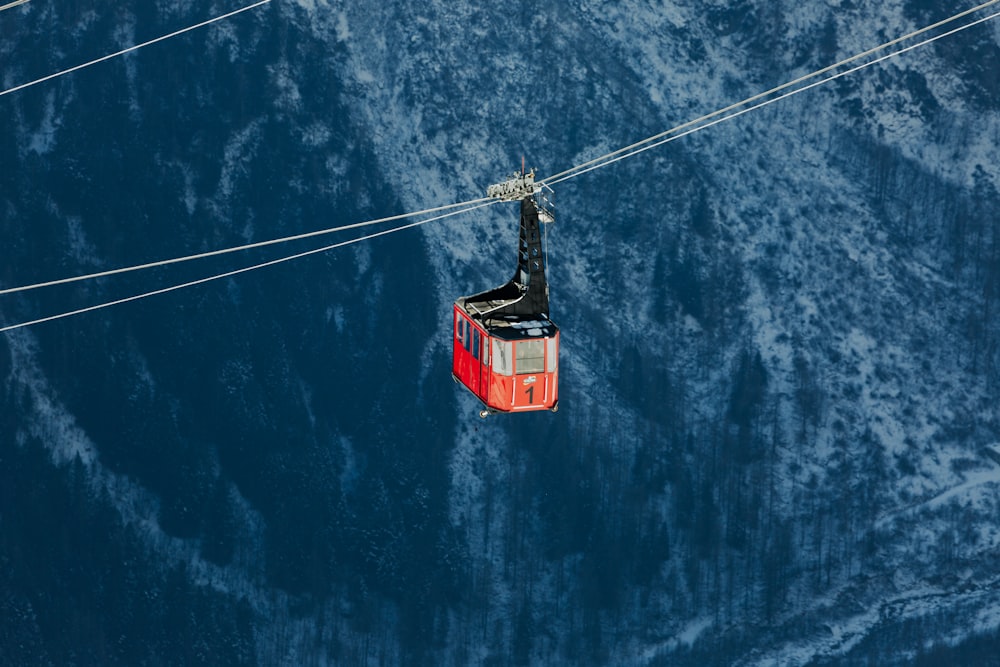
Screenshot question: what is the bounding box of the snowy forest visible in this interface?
[2,0,1000,664]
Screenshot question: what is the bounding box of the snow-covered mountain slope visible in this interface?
[315,0,1000,661]
[2,0,999,664]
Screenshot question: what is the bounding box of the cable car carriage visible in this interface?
[453,169,559,417]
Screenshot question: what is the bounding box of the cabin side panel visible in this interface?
[488,373,514,412]
[452,307,479,396]
[549,332,559,408]
[486,337,514,411]
[476,330,491,404]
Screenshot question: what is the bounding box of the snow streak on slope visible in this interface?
[4,329,269,601]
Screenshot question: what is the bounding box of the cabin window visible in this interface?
[463,318,471,351]
[472,328,480,360]
[546,337,558,372]
[492,339,512,376]
[455,312,462,342]
[482,334,490,366]
[516,340,545,374]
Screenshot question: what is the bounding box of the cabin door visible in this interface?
[511,339,548,409]
[512,373,547,409]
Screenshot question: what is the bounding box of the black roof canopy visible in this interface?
[456,196,552,328]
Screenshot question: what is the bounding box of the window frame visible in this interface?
[515,339,545,374]
[492,339,512,376]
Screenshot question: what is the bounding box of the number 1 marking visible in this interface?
[525,385,534,404]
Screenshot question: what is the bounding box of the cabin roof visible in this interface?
[454,299,557,340]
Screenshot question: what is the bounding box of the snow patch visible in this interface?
[641,616,713,662]
[269,60,302,112]
[27,91,61,156]
[7,332,98,467]
[335,11,350,42]
[65,215,103,267]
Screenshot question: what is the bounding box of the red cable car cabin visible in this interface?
[452,307,559,414]
[453,174,558,415]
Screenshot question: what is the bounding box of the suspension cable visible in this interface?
[0,0,30,14]
[0,200,500,334]
[0,0,271,99]
[3,1,999,331]
[0,197,494,296]
[539,0,1000,187]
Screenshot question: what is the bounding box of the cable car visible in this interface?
[453,169,559,417]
